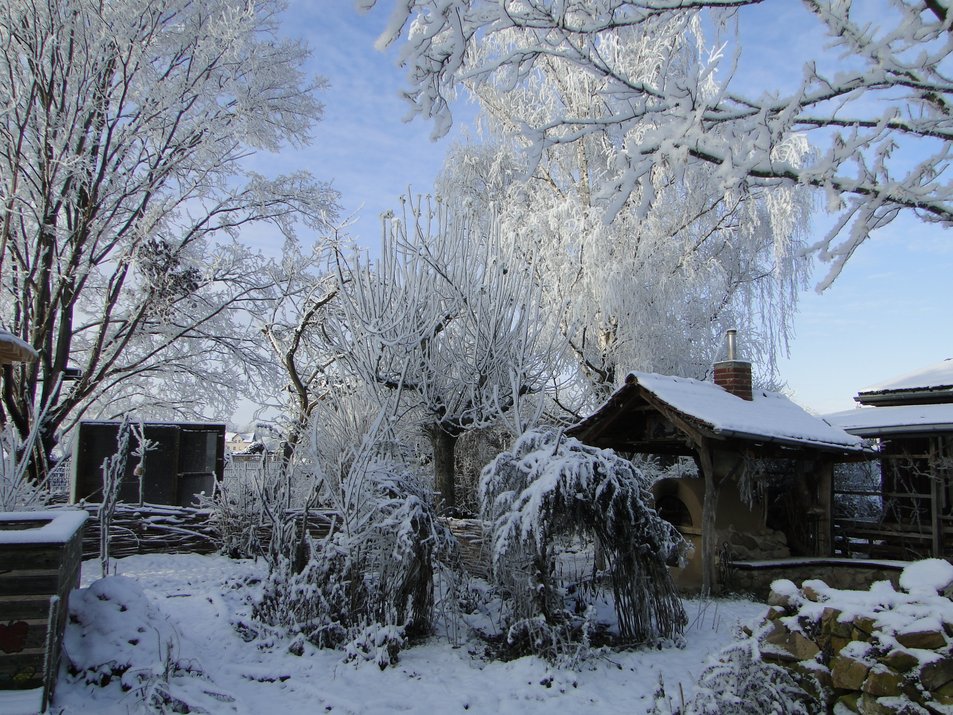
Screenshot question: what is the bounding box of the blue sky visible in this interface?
[254,0,951,418]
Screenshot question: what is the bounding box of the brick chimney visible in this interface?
[713,329,753,401]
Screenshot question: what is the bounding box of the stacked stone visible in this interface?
[752,575,953,714]
[717,526,790,561]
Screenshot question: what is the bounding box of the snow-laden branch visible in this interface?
[368,0,953,287]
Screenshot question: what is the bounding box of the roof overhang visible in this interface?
[856,387,953,407]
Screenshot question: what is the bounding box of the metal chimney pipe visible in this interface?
[726,329,737,361]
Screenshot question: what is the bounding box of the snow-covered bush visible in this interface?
[65,576,233,712]
[203,456,290,560]
[202,472,264,559]
[656,641,826,714]
[0,408,55,510]
[480,429,689,659]
[252,449,455,668]
[206,437,321,562]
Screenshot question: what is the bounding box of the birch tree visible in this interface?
[369,0,951,288]
[0,0,338,472]
[333,196,562,511]
[436,20,812,413]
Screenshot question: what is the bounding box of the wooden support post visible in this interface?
[932,436,945,557]
[821,461,834,557]
[697,440,719,597]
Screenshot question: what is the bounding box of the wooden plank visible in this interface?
[0,545,64,572]
[933,476,944,557]
[0,571,60,596]
[0,598,51,622]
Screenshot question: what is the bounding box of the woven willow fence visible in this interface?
[75,503,335,560]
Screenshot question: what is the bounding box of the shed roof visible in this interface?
[826,403,953,437]
[857,358,953,406]
[569,371,865,456]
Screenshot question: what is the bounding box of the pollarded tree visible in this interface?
[369,0,951,288]
[332,195,564,511]
[0,0,338,472]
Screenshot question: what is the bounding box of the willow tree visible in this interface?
[0,0,338,473]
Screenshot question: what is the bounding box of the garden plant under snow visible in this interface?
[480,429,689,659]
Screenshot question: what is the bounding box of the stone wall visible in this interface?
[729,559,904,599]
[752,566,953,714]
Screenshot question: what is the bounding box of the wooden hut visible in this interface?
[568,354,866,594]
[827,358,953,559]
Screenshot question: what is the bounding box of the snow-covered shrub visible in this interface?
[670,641,826,714]
[65,576,233,712]
[480,428,689,658]
[252,453,455,667]
[206,445,322,562]
[203,476,262,559]
[202,458,282,559]
[344,623,408,670]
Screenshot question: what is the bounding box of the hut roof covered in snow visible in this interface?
[568,371,866,457]
[856,358,953,407]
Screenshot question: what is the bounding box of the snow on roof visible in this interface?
[630,371,865,452]
[859,358,953,396]
[0,329,37,364]
[826,403,953,437]
[0,510,88,545]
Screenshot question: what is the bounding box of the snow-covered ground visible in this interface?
[38,554,766,714]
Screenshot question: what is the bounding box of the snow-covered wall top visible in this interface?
[826,403,953,437]
[859,358,953,396]
[630,371,865,452]
[0,510,88,545]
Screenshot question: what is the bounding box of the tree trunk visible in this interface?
[427,425,459,513]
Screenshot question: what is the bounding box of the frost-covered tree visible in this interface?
[333,195,562,511]
[0,0,338,473]
[436,25,812,411]
[369,0,951,288]
[255,237,349,457]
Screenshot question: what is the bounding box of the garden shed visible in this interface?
[71,421,225,508]
[568,354,866,594]
[827,358,953,560]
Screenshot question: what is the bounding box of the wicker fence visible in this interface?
[73,502,336,561]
